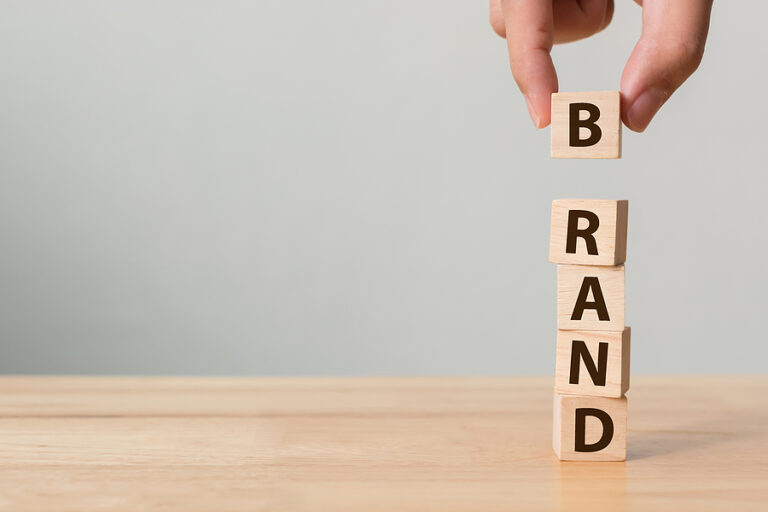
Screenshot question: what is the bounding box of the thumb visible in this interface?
[621,0,713,132]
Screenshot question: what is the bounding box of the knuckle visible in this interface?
[667,37,706,76]
[489,0,506,38]
[490,15,506,38]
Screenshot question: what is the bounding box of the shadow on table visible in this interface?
[555,461,627,512]
[628,427,737,460]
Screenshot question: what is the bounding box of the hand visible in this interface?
[490,0,713,132]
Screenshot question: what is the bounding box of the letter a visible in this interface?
[571,277,610,321]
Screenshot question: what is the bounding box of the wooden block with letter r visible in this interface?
[555,327,631,398]
[557,264,625,331]
[551,91,621,159]
[553,393,627,461]
[549,199,628,266]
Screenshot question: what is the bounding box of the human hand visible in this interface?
[490,0,713,132]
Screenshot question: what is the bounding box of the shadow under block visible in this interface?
[557,264,625,331]
[553,393,627,461]
[549,199,628,266]
[555,327,631,398]
[551,91,621,159]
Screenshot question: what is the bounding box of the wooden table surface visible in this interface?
[0,376,766,511]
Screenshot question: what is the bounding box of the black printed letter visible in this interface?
[569,340,608,386]
[575,408,614,452]
[566,210,599,255]
[571,277,610,321]
[569,103,602,147]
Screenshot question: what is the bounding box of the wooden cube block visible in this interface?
[551,91,621,159]
[553,393,627,461]
[558,264,624,331]
[555,327,630,398]
[549,199,628,266]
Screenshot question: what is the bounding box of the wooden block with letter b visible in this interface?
[553,393,627,461]
[549,199,628,266]
[555,327,631,398]
[551,91,621,159]
[557,264,625,331]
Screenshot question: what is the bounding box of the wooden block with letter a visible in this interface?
[553,393,627,461]
[555,327,630,398]
[551,91,621,159]
[549,199,628,266]
[557,264,625,331]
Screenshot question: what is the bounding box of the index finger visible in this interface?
[501,0,558,128]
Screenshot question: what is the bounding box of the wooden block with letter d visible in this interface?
[551,91,621,159]
[549,199,628,266]
[553,393,627,461]
[557,264,625,331]
[555,327,631,398]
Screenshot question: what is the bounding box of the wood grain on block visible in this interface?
[551,91,621,159]
[549,199,628,266]
[553,393,627,461]
[557,264,625,331]
[555,327,631,398]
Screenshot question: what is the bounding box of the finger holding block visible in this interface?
[551,91,621,159]
[549,199,628,266]
[553,393,627,461]
[558,264,625,331]
[555,328,631,398]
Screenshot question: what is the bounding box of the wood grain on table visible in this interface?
[0,376,766,511]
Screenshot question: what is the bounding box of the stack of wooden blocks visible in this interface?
[549,91,629,461]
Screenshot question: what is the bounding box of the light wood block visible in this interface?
[551,91,621,159]
[553,393,627,461]
[549,199,628,266]
[555,327,630,398]
[558,264,624,331]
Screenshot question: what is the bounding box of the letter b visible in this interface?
[551,92,621,159]
[570,103,602,147]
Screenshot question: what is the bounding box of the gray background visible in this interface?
[1,1,765,375]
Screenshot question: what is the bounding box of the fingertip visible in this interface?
[524,95,541,129]
[623,87,669,132]
[525,91,553,129]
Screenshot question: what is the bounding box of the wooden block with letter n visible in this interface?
[551,91,621,159]
[557,264,625,331]
[553,393,627,461]
[549,199,628,266]
[555,327,631,398]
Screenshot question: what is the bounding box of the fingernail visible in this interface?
[626,87,669,132]
[524,95,541,129]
